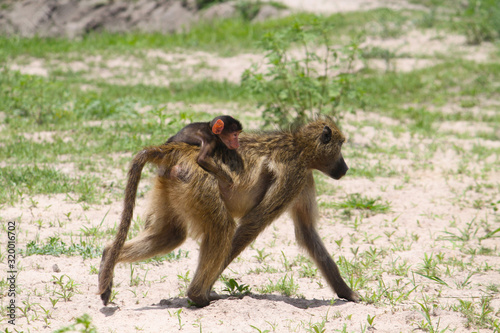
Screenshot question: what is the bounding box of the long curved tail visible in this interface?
[97,146,168,298]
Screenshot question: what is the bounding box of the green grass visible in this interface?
[351,61,500,121]
[0,165,102,204]
[0,68,250,127]
[334,193,390,213]
[53,313,97,333]
[23,236,102,259]
[0,9,417,60]
[4,58,498,144]
[258,274,299,297]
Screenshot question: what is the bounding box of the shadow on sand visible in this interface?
[100,292,350,315]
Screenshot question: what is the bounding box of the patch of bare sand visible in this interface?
[21,131,74,144]
[10,58,48,76]
[438,102,499,119]
[438,120,496,137]
[8,51,263,86]
[146,50,263,84]
[269,0,426,14]
[363,29,496,62]
[366,57,438,72]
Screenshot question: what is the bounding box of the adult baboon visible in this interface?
[98,118,359,306]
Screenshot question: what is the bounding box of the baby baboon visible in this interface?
[167,115,242,185]
[98,118,359,307]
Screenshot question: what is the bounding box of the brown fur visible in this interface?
[98,118,359,306]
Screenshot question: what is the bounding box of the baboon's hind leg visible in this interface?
[99,214,187,305]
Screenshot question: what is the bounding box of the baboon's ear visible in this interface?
[212,119,225,135]
[320,126,332,144]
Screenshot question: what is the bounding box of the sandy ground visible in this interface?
[269,0,427,13]
[1,1,500,333]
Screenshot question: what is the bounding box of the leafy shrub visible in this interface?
[242,20,361,127]
[235,1,288,21]
[195,0,227,10]
[235,0,262,20]
[459,0,500,44]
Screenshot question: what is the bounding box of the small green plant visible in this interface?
[222,278,252,296]
[280,251,292,271]
[259,274,299,297]
[54,313,97,333]
[451,297,497,329]
[242,20,361,127]
[109,290,118,304]
[455,272,475,289]
[171,309,184,330]
[299,262,318,278]
[417,253,440,277]
[366,314,376,328]
[89,264,99,275]
[17,300,35,325]
[129,264,148,287]
[177,270,191,296]
[253,247,271,263]
[440,219,479,243]
[250,325,270,333]
[416,297,447,333]
[305,321,326,333]
[51,274,79,302]
[49,297,59,308]
[334,193,390,215]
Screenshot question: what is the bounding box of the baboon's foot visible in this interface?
[337,289,360,303]
[100,282,113,306]
[187,290,211,307]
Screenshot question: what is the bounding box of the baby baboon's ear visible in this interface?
[212,119,225,135]
[320,126,332,144]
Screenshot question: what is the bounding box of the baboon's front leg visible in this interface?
[293,219,359,302]
[290,174,359,302]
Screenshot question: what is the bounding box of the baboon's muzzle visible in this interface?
[330,157,348,180]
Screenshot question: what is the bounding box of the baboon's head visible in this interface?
[302,119,348,180]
